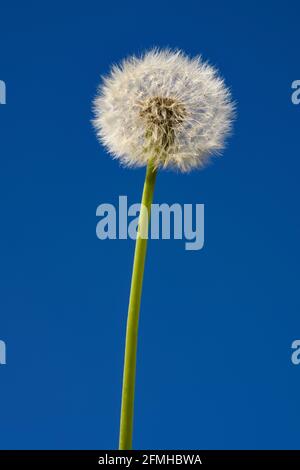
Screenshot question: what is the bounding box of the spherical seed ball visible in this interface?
[93,49,235,172]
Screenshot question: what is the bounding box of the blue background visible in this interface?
[0,0,299,450]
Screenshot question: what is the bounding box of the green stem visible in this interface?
[119,160,157,450]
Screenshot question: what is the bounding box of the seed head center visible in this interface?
[140,96,186,129]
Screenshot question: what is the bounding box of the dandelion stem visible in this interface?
[119,160,157,450]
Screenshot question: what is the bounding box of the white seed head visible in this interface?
[93,49,235,172]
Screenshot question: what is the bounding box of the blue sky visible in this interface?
[0,0,300,449]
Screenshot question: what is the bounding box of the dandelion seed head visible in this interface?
[93,49,235,172]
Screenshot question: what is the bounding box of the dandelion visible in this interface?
[94,49,234,172]
[93,48,235,449]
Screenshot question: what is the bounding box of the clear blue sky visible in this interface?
[0,0,300,450]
